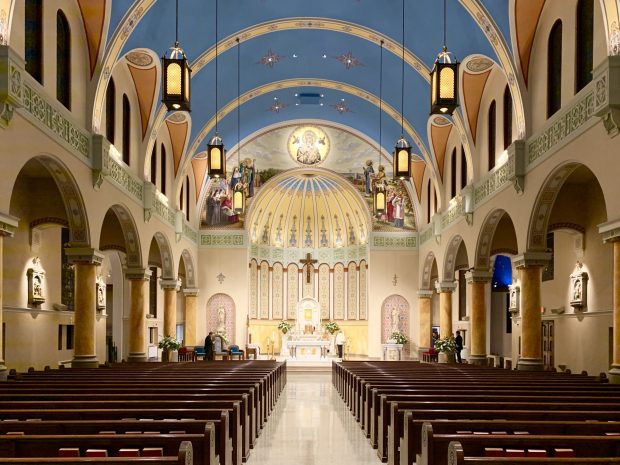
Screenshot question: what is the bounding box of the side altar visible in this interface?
[282,297,330,360]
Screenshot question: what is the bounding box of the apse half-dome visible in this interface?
[247,168,371,248]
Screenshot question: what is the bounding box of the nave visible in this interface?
[247,372,379,465]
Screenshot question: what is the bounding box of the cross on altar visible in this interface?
[299,253,318,284]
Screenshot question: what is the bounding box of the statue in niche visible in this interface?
[27,257,45,306]
[390,307,401,334]
[570,265,588,309]
[216,307,227,335]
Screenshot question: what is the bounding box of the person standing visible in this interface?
[335,330,346,359]
[204,332,214,361]
[455,330,463,363]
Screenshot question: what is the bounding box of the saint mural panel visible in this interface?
[287,126,330,166]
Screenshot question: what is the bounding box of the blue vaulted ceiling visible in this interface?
[109,0,510,165]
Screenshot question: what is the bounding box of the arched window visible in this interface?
[575,0,594,92]
[56,10,71,109]
[122,94,130,165]
[160,144,167,195]
[150,144,156,184]
[106,78,116,144]
[503,85,512,150]
[488,100,496,170]
[179,185,184,212]
[547,20,563,118]
[426,179,431,224]
[433,188,437,214]
[460,146,467,189]
[185,176,190,222]
[25,0,43,83]
[450,148,457,199]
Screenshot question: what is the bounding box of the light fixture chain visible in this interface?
[379,40,383,166]
[237,37,241,165]
[215,0,219,133]
[444,0,447,49]
[401,0,405,136]
[175,0,179,45]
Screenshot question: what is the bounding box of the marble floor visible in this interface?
[247,372,381,465]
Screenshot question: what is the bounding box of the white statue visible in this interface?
[216,307,226,333]
[390,307,401,334]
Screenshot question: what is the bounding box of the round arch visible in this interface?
[380,294,411,353]
[420,251,438,290]
[206,293,236,341]
[442,235,469,282]
[101,204,143,269]
[180,249,197,289]
[152,232,174,280]
[475,208,518,270]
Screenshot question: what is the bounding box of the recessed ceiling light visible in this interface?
[293,53,298,58]
[320,94,324,98]
[294,93,299,97]
[322,54,327,59]
[320,103,324,106]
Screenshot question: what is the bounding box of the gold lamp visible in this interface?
[207,0,226,178]
[373,40,386,215]
[161,0,191,112]
[233,37,245,214]
[393,0,412,180]
[430,0,459,115]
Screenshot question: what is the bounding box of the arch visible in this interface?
[475,208,517,269]
[443,235,469,282]
[420,251,437,290]
[547,19,563,118]
[104,204,142,268]
[151,232,174,280]
[206,293,236,340]
[106,77,116,144]
[526,162,606,252]
[381,294,411,353]
[180,249,197,288]
[29,155,91,247]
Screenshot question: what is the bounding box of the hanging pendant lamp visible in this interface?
[233,38,245,214]
[162,0,191,111]
[374,40,386,215]
[393,0,411,180]
[430,0,459,115]
[207,0,226,178]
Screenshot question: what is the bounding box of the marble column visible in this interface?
[514,252,550,371]
[161,279,180,338]
[466,270,492,365]
[435,281,456,338]
[417,290,433,354]
[65,248,104,368]
[599,220,620,383]
[183,288,199,346]
[126,268,151,362]
[0,214,18,379]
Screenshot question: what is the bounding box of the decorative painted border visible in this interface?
[419,225,433,246]
[441,196,465,229]
[201,232,247,248]
[182,221,199,244]
[370,233,417,250]
[248,244,367,267]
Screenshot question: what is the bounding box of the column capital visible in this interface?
[598,218,620,243]
[465,269,492,284]
[125,267,152,281]
[160,278,181,291]
[64,247,105,265]
[0,212,18,238]
[183,288,199,297]
[435,280,457,293]
[514,251,551,269]
[417,289,434,299]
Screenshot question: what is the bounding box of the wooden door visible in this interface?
[542,320,554,370]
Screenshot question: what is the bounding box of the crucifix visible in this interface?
[299,252,318,284]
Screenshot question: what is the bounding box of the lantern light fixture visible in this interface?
[393,0,411,180]
[161,0,191,112]
[373,40,386,215]
[207,0,226,178]
[233,37,245,214]
[430,0,460,115]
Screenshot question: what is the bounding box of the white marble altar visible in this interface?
[282,297,331,360]
[382,343,403,361]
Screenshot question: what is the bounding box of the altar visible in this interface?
[282,297,330,360]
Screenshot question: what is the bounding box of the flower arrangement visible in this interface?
[324,321,340,335]
[158,336,182,351]
[277,321,293,334]
[215,330,228,344]
[390,331,408,345]
[434,336,457,354]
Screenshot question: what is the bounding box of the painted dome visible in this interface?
[247,168,370,248]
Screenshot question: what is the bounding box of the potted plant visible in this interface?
[324,321,340,335]
[434,336,457,363]
[389,331,408,345]
[158,335,182,362]
[277,321,293,334]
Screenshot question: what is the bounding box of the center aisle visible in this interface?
[247,371,380,465]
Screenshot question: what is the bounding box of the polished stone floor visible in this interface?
[247,372,381,465]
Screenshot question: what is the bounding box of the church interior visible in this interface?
[1,0,620,462]
[1,0,620,376]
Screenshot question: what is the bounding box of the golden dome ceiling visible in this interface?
[247,168,370,249]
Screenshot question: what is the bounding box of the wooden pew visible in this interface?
[421,424,620,465]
